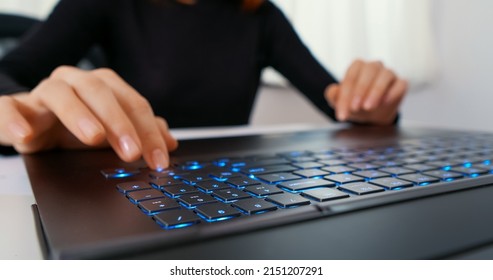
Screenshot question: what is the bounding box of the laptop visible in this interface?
[24,125,493,259]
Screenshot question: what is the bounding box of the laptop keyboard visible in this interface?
[102,133,493,230]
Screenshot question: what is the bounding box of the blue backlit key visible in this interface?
[127,189,166,203]
[324,174,364,185]
[163,184,199,198]
[232,198,278,214]
[293,169,330,178]
[398,174,440,185]
[117,181,151,194]
[423,170,463,181]
[101,167,140,179]
[278,178,335,191]
[256,172,301,184]
[226,176,261,188]
[195,203,241,222]
[369,177,413,190]
[338,182,385,195]
[195,180,231,193]
[138,197,180,214]
[150,177,183,189]
[177,193,217,208]
[265,193,310,208]
[244,183,284,196]
[212,188,251,202]
[154,209,200,229]
[301,188,350,201]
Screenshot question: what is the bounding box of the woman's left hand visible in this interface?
[325,59,408,125]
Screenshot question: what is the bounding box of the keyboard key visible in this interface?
[398,174,440,185]
[138,197,180,214]
[451,166,488,176]
[301,188,350,202]
[177,193,217,208]
[150,177,183,189]
[232,198,278,214]
[402,164,437,172]
[162,184,199,198]
[208,171,237,180]
[338,182,385,195]
[212,188,251,202]
[379,167,416,176]
[226,177,261,188]
[322,165,356,174]
[352,170,389,180]
[195,180,231,193]
[127,189,166,203]
[293,169,330,178]
[117,181,151,193]
[348,163,379,170]
[178,173,211,184]
[291,162,325,169]
[101,167,140,179]
[256,172,302,184]
[318,159,347,166]
[324,174,365,185]
[154,209,200,229]
[244,183,284,196]
[241,164,298,175]
[369,177,414,190]
[148,169,178,179]
[286,156,317,163]
[265,193,311,208]
[278,178,335,191]
[423,170,464,181]
[195,203,241,221]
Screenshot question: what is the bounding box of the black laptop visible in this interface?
[24,125,493,259]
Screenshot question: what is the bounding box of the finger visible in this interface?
[362,68,396,111]
[31,79,106,146]
[338,60,364,121]
[0,95,33,145]
[324,84,340,108]
[351,61,383,112]
[384,78,408,107]
[50,66,142,162]
[156,117,179,152]
[93,68,171,170]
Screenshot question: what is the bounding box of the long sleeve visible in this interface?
[261,3,338,121]
[0,0,110,95]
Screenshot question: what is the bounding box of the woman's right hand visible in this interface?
[0,66,178,170]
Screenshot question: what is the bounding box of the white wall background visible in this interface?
[1,0,493,131]
[0,0,57,18]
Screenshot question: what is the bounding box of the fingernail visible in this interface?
[152,149,168,171]
[119,135,140,159]
[337,111,347,121]
[364,99,374,110]
[78,119,101,140]
[8,122,29,140]
[351,97,361,111]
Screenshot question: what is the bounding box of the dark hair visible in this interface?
[150,0,265,11]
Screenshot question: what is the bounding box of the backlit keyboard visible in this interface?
[102,134,493,230]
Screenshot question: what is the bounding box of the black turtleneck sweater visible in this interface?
[0,0,337,128]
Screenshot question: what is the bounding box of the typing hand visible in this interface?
[325,60,408,125]
[0,66,177,170]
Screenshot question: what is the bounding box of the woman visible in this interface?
[0,0,407,170]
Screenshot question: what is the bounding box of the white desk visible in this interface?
[0,123,339,260]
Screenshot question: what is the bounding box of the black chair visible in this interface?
[0,13,107,67]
